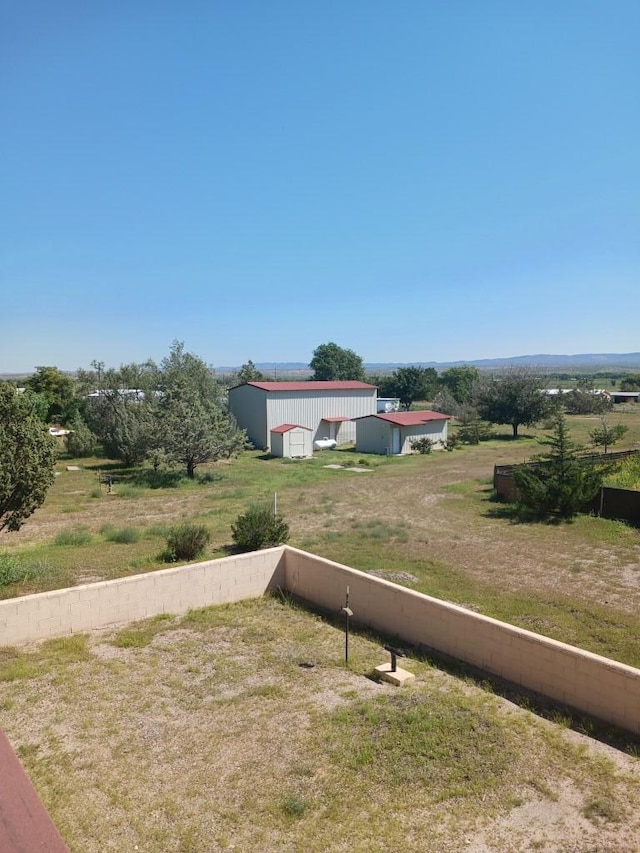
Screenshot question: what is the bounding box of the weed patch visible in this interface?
[54,528,93,546]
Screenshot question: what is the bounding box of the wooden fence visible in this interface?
[493,449,640,523]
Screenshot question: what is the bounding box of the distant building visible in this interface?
[355,410,451,455]
[610,391,639,404]
[228,380,377,452]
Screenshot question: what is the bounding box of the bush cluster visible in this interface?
[410,437,435,454]
[163,523,211,561]
[231,505,290,552]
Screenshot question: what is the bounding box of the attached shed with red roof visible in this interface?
[355,410,451,455]
[228,380,377,451]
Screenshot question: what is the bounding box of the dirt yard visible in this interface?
[2,598,640,853]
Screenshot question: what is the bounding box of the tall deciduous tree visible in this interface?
[589,415,628,454]
[387,366,438,410]
[475,368,550,438]
[620,375,640,391]
[81,362,157,466]
[0,384,57,532]
[79,343,246,475]
[513,414,607,519]
[309,342,366,381]
[439,366,479,404]
[25,365,77,423]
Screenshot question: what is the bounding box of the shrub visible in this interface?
[231,505,290,552]
[456,421,495,445]
[0,554,30,587]
[163,523,211,561]
[104,526,141,544]
[0,555,54,588]
[54,528,93,546]
[410,437,435,454]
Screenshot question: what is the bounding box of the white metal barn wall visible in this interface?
[228,385,269,449]
[355,417,449,455]
[398,421,448,455]
[266,389,376,446]
[355,416,392,454]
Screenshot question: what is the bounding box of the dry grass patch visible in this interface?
[2,596,640,852]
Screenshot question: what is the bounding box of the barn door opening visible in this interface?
[392,428,401,454]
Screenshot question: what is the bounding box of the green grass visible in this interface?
[111,614,175,648]
[101,525,142,544]
[4,414,640,669]
[2,597,636,852]
[54,528,93,546]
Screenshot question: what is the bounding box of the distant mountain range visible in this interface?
[3,353,640,381]
[216,352,640,375]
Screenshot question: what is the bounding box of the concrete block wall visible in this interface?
[0,548,286,646]
[2,544,639,734]
[283,546,640,735]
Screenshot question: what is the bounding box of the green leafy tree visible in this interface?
[439,366,479,404]
[431,388,461,417]
[25,365,77,423]
[83,389,155,466]
[80,343,246,475]
[475,368,550,438]
[0,385,57,532]
[620,375,640,391]
[79,359,159,466]
[156,342,246,478]
[65,413,100,458]
[387,366,438,410]
[21,389,50,423]
[513,414,607,519]
[563,381,611,415]
[236,360,266,384]
[309,342,366,381]
[589,416,629,454]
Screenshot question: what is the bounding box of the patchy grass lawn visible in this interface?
[2,597,640,853]
[2,414,640,668]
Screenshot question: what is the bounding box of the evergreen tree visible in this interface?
[0,385,57,532]
[513,414,607,519]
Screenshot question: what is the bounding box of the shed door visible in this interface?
[289,431,305,457]
[392,428,401,454]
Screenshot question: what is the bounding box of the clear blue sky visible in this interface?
[2,1,639,373]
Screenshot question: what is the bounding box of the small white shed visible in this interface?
[355,411,451,455]
[270,424,313,459]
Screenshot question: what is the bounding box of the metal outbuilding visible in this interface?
[270,424,313,459]
[355,410,451,455]
[228,380,377,451]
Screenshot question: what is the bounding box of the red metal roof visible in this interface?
[271,423,311,433]
[357,410,450,426]
[242,381,376,392]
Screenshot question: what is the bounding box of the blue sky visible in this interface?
[2,1,638,373]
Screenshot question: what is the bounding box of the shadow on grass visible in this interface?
[414,644,640,756]
[481,492,568,526]
[273,590,640,757]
